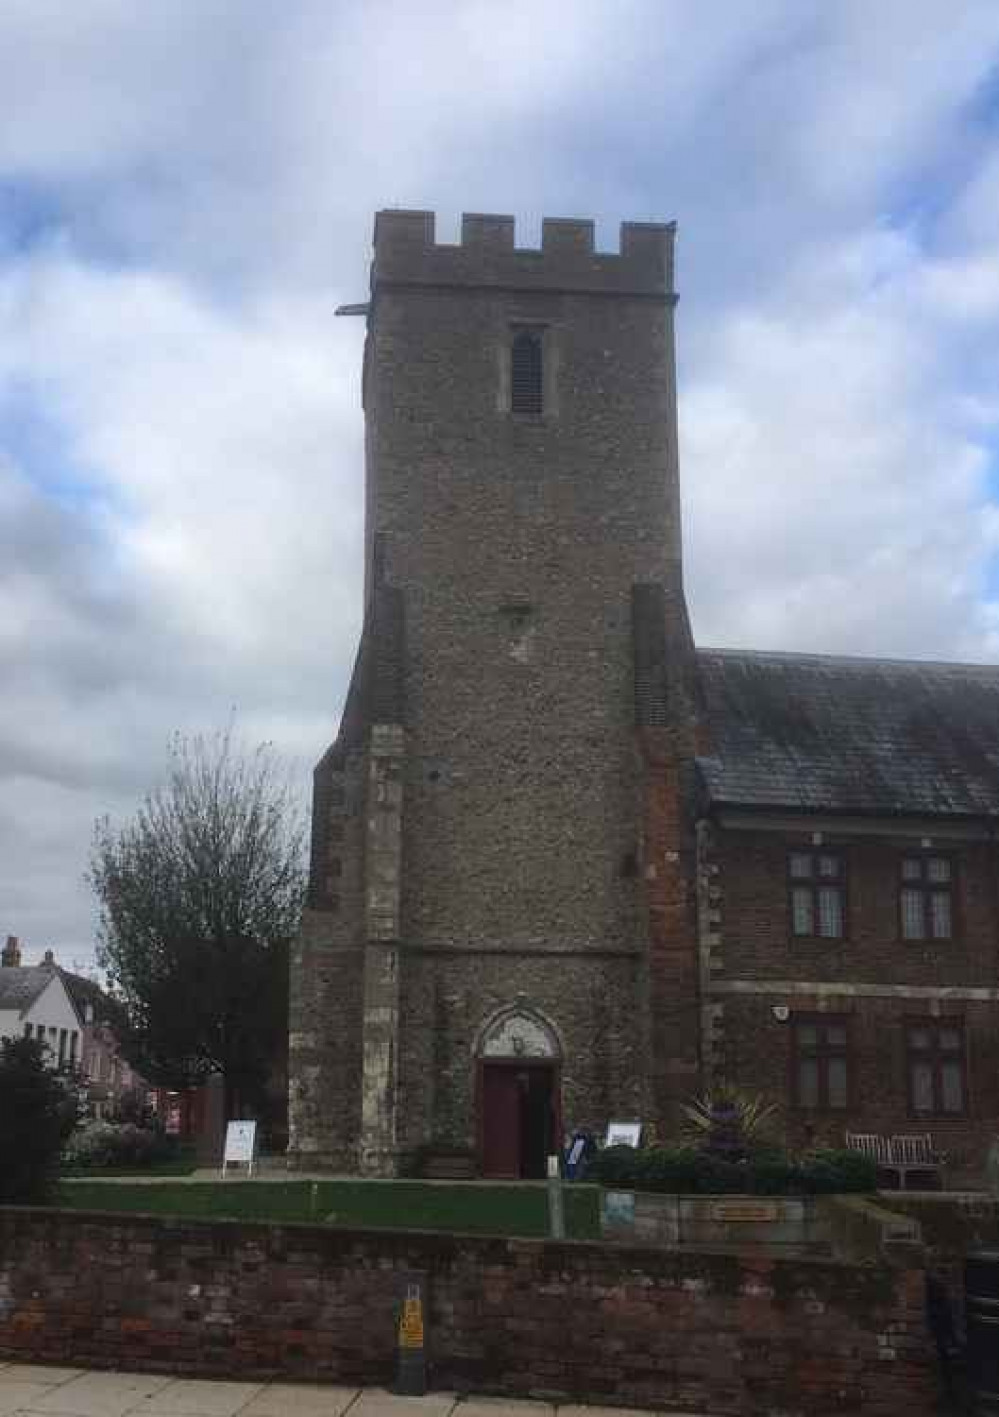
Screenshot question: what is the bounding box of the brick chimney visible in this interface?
[2,935,22,967]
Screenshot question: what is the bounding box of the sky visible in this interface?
[2,0,999,966]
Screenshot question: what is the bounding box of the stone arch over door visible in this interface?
[476,1005,562,1178]
[476,1004,562,1062]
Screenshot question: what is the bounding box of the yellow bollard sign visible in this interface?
[398,1295,424,1349]
[395,1277,428,1395]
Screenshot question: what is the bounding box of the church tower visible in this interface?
[288,211,702,1176]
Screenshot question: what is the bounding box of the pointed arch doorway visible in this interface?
[477,1008,562,1179]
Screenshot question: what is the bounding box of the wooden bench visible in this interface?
[846,1131,943,1190]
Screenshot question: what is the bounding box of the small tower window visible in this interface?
[511,330,543,415]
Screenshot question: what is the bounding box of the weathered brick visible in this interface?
[0,1207,938,1415]
[707,827,999,1179]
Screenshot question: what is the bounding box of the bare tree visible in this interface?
[89,726,306,1121]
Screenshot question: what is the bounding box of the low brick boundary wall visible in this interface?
[0,1208,935,1415]
[889,1193,999,1259]
[886,1193,999,1328]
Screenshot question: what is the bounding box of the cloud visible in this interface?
[1,1,998,959]
[0,254,360,958]
[1,246,364,673]
[683,209,999,657]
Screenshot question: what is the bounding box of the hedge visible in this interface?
[588,1144,877,1195]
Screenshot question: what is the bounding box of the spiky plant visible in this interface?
[679,1087,778,1159]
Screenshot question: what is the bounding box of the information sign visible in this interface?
[221,1120,258,1178]
[605,1120,642,1148]
[711,1200,779,1223]
[602,1190,637,1228]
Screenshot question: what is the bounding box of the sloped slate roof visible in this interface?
[60,968,102,1019]
[696,649,999,817]
[0,967,56,1015]
[59,968,121,1028]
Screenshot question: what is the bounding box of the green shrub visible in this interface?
[63,1119,178,1170]
[589,1143,654,1185]
[589,1143,876,1195]
[0,1038,80,1202]
[797,1147,878,1194]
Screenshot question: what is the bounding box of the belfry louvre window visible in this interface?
[900,855,954,940]
[793,1017,849,1109]
[511,330,543,415]
[788,849,845,939]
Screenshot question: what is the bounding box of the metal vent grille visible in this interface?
[511,331,543,415]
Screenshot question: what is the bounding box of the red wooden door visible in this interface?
[481,1065,521,1178]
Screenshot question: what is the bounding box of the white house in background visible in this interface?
[0,935,84,1069]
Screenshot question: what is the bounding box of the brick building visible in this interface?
[695,651,999,1182]
[57,962,152,1120]
[288,209,999,1181]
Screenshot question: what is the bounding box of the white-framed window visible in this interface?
[788,849,846,939]
[900,855,954,940]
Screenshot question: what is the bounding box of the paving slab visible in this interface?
[556,1410,697,1417]
[0,1381,63,1417]
[456,1403,554,1417]
[0,1370,724,1417]
[31,1371,174,1415]
[240,1384,359,1417]
[0,1369,83,1388]
[133,1378,265,1417]
[349,1393,457,1417]
[557,1409,672,1417]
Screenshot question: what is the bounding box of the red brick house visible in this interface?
[668,649,999,1183]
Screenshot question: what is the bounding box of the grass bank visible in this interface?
[53,1178,601,1238]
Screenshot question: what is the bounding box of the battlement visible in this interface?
[372,210,675,297]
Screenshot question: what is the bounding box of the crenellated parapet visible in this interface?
[372,209,676,297]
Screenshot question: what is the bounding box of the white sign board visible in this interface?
[221,1120,257,1178]
[605,1120,642,1149]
